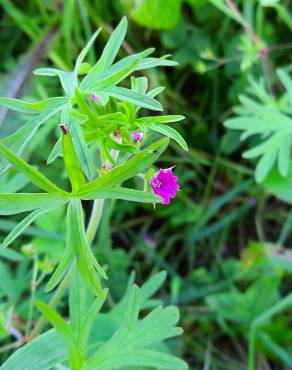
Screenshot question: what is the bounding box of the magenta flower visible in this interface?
[91,93,99,101]
[131,131,144,142]
[150,168,180,205]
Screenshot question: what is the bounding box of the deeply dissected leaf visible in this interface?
[1,272,184,370]
[224,79,292,181]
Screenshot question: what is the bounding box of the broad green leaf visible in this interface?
[137,115,185,125]
[1,203,63,250]
[148,123,188,150]
[80,17,128,88]
[123,0,182,30]
[263,165,292,204]
[34,68,76,96]
[1,273,185,370]
[101,86,162,111]
[0,97,69,115]
[78,187,161,203]
[78,137,169,194]
[0,193,68,215]
[85,285,187,370]
[0,141,67,194]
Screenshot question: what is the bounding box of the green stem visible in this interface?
[86,199,104,245]
[28,199,104,341]
[25,255,38,336]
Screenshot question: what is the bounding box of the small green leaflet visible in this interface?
[147,123,188,150]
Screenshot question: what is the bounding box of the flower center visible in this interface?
[154,179,161,188]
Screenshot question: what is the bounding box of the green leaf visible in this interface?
[74,28,102,83]
[277,68,292,111]
[61,124,86,193]
[47,138,62,164]
[78,137,169,194]
[123,0,182,30]
[100,86,162,111]
[34,68,76,96]
[81,52,149,91]
[0,141,67,194]
[148,123,188,150]
[263,165,292,204]
[137,115,185,125]
[78,187,161,203]
[34,300,82,369]
[80,17,128,89]
[68,199,107,298]
[0,104,68,175]
[0,97,69,115]
[1,203,63,250]
[209,0,243,23]
[69,267,106,359]
[85,285,187,370]
[0,193,69,215]
[136,57,177,70]
[70,119,96,180]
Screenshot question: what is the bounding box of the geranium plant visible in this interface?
[0,17,188,370]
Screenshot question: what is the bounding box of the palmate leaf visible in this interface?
[224,77,292,182]
[1,272,178,370]
[84,285,187,370]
